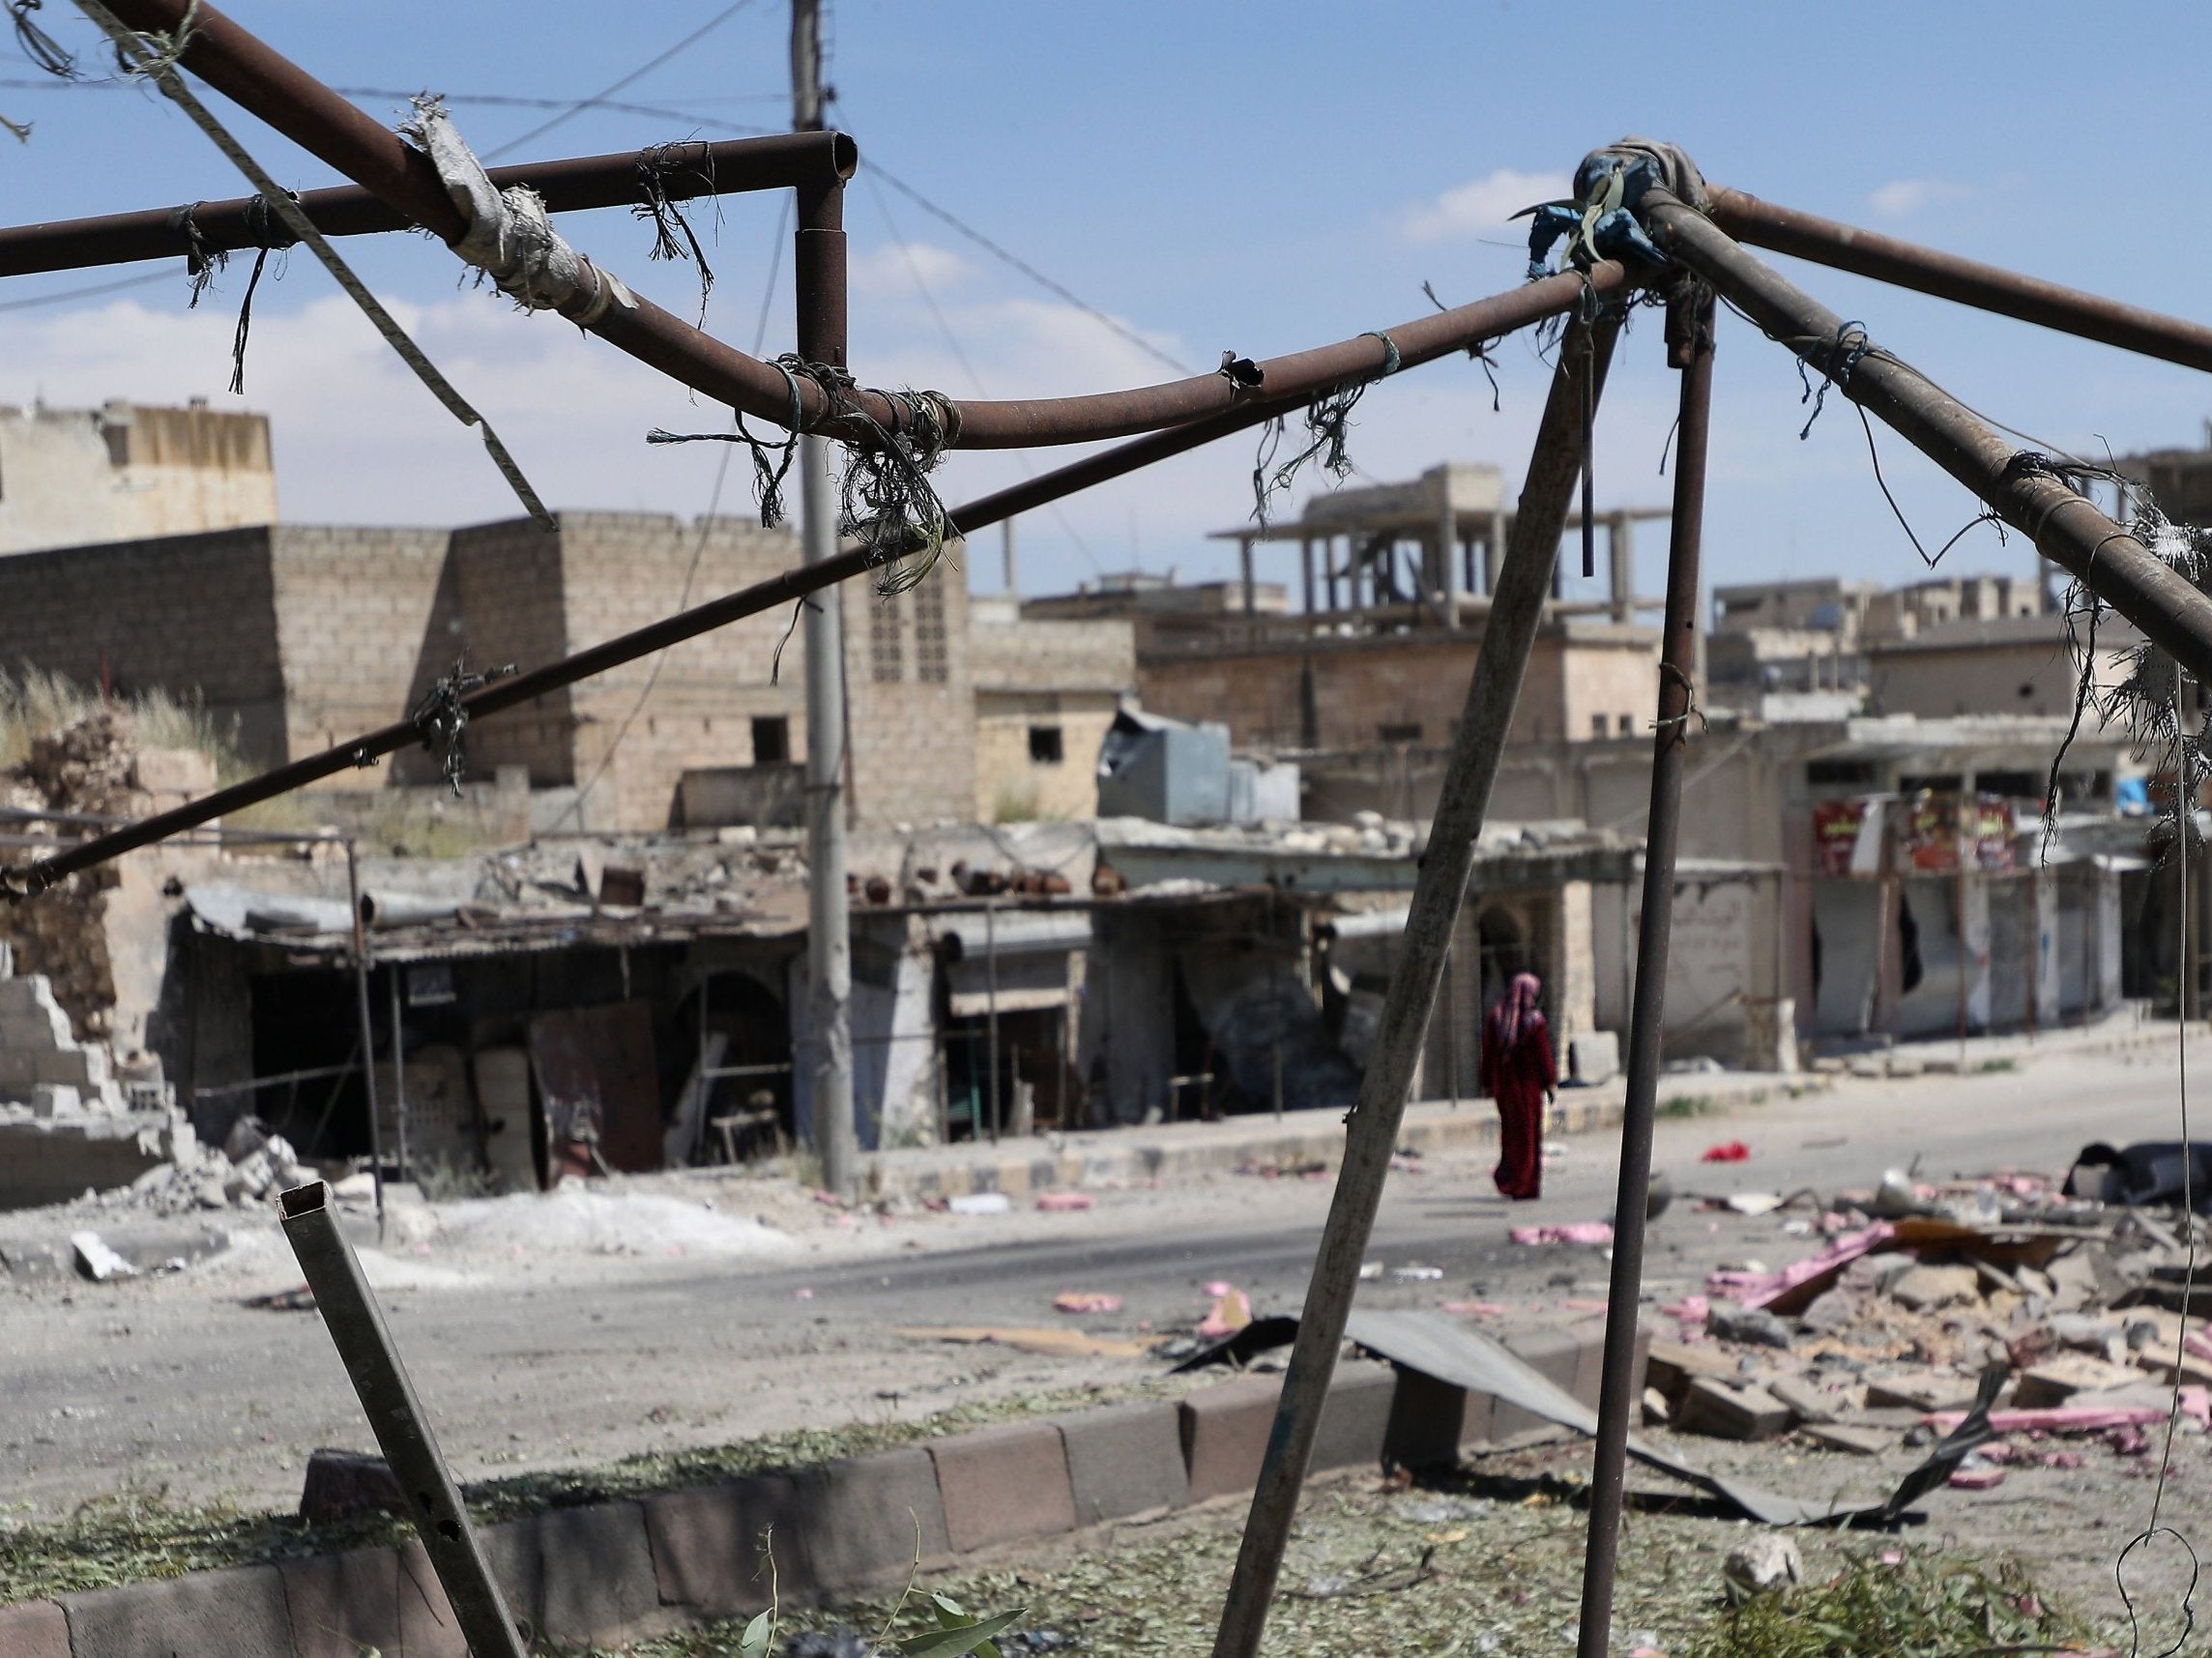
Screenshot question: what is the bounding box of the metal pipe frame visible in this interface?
[0,131,856,278]
[1705,186,2212,376]
[279,1180,530,1658]
[1573,282,1713,1658]
[90,0,1601,450]
[7,266,1616,895]
[1644,194,2212,686]
[1209,309,1623,1658]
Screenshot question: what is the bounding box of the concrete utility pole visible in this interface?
[792,0,857,1198]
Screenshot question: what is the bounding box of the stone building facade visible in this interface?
[0,511,978,832]
[967,596,1135,822]
[0,400,276,556]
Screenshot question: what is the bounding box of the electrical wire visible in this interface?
[480,0,767,162]
[0,268,169,310]
[859,165,1105,582]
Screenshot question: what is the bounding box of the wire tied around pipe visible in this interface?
[410,655,514,798]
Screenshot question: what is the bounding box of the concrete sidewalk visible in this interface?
[859,1007,2175,1203]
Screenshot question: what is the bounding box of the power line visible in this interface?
[860,167,1104,583]
[0,269,170,311]
[865,160,1196,379]
[480,0,767,162]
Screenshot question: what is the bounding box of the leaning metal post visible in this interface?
[279,1181,530,1658]
[1574,281,1715,1658]
[1209,310,1623,1658]
[342,839,385,1241]
[1642,194,2212,687]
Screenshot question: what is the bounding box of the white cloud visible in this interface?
[1402,168,1571,245]
[1867,178,1970,219]
[846,240,975,300]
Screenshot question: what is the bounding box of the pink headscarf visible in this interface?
[1492,972,1544,1048]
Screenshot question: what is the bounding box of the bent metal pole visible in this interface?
[87,0,1601,451]
[1574,283,1714,1658]
[280,1180,530,1658]
[1643,194,2212,687]
[1210,309,1622,1658]
[6,268,1617,896]
[1703,186,2212,377]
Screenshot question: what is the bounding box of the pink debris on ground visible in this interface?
[1053,1291,1122,1314]
[1949,1466,2007,1491]
[1700,1141,1751,1163]
[1197,1285,1253,1338]
[1035,1192,1094,1211]
[1441,1300,1508,1317]
[1706,1222,1897,1312]
[1925,1389,2211,1437]
[2184,1330,2212,1365]
[1509,1222,1615,1246]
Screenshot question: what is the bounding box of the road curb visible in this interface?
[0,1323,1621,1653]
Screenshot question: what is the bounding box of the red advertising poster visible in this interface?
[1971,795,2016,872]
[1905,794,1957,872]
[1812,799,1870,877]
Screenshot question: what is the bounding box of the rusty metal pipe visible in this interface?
[1575,283,1713,1658]
[93,0,1625,448]
[1706,186,2212,376]
[279,1181,529,1658]
[1646,196,2212,686]
[6,267,1599,893]
[0,132,857,278]
[1210,311,1623,1658]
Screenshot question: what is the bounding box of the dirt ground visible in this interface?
[2,1037,2206,1643]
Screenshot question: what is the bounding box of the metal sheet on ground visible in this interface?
[1343,1310,1983,1527]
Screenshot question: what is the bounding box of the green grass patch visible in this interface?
[1658,1094,1718,1119]
[1681,1549,2089,1658]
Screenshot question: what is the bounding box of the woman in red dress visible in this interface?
[1480,971,1557,1201]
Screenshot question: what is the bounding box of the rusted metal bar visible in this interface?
[0,132,855,278]
[92,0,1617,449]
[279,1180,529,1658]
[1645,195,2212,686]
[1573,282,1713,1658]
[8,269,1604,895]
[1705,186,2212,375]
[1209,311,1622,1658]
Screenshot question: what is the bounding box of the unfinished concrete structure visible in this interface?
[966,595,1135,823]
[0,399,276,556]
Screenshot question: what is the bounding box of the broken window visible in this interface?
[914,580,948,683]
[869,595,903,683]
[750,715,789,766]
[1029,724,1064,765]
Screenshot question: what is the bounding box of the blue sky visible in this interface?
[3,0,2207,611]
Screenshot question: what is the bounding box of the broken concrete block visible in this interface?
[1841,1250,1919,1294]
[2013,1354,2143,1408]
[1766,1374,1842,1424]
[225,1116,271,1164]
[1677,1378,1791,1441]
[61,1563,293,1658]
[1645,1339,1737,1406]
[1888,1264,1981,1311]
[1863,1372,1984,1412]
[299,1449,404,1525]
[1722,1534,1804,1602]
[1802,1422,1896,1456]
[70,1231,134,1282]
[1798,1288,1861,1335]
[1643,1386,1671,1427]
[1707,1304,1792,1349]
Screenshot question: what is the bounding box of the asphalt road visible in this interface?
[0,1033,2193,1520]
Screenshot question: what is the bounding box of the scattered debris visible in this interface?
[69,1230,133,1282]
[947,1192,1013,1215]
[898,1325,1151,1359]
[1197,1283,1254,1339]
[1509,1222,1614,1247]
[1701,1142,1751,1164]
[298,1447,403,1524]
[1720,1534,1803,1603]
[1051,1291,1122,1315]
[1705,1304,1791,1350]
[1391,1265,1444,1282]
[1034,1192,1094,1212]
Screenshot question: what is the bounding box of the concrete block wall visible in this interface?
[267,526,451,780]
[0,526,288,764]
[843,569,976,829]
[0,1329,1626,1656]
[446,516,577,787]
[0,974,117,1105]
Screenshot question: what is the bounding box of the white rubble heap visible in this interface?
[117,1113,319,1218]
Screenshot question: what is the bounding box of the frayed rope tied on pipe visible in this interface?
[172,193,296,395]
[1249,330,1401,527]
[648,366,959,597]
[632,140,718,327]
[411,655,514,799]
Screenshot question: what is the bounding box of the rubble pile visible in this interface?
[98,1113,317,1219]
[1655,1160,2212,1491]
[0,711,137,1037]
